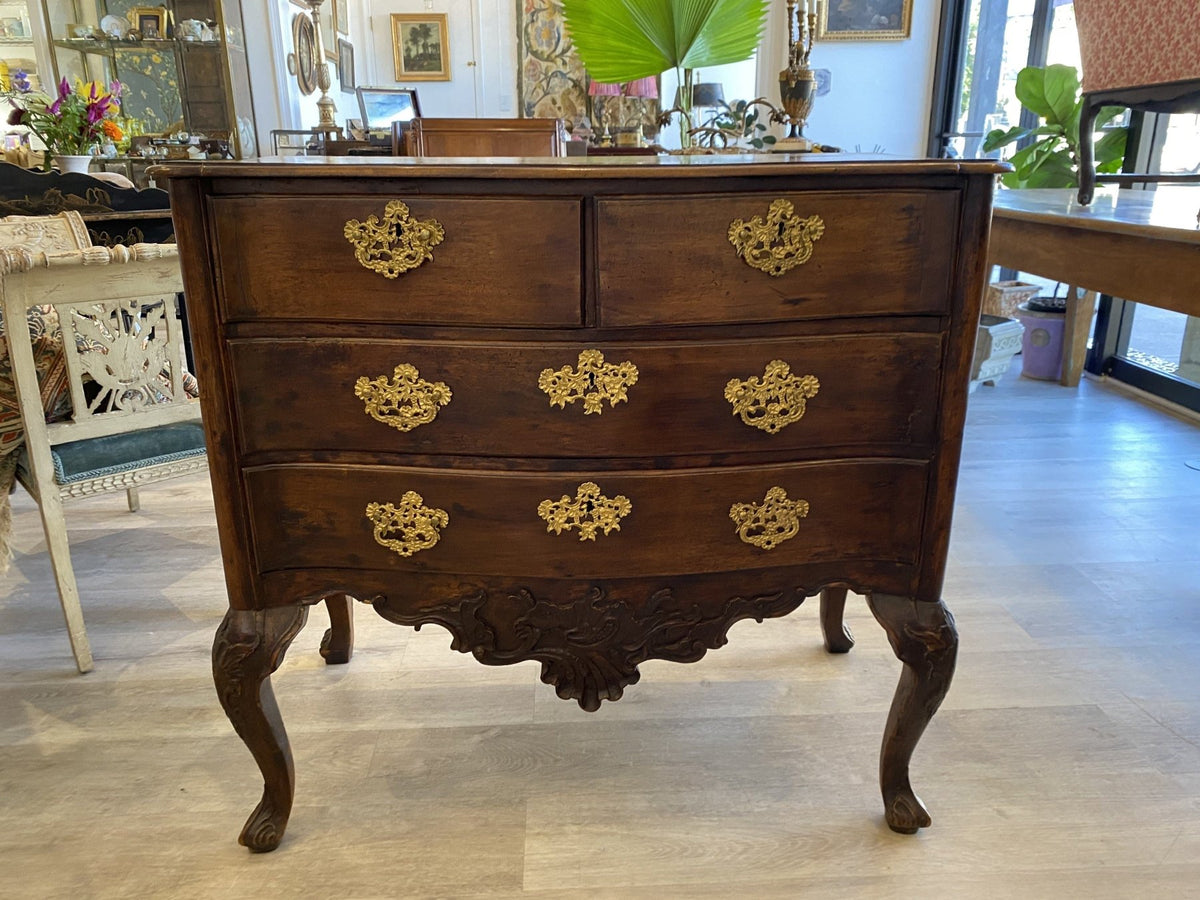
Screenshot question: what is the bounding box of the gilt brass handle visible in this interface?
[725,360,820,434]
[538,350,639,415]
[537,482,631,541]
[728,199,825,277]
[729,486,809,550]
[344,200,445,278]
[365,492,448,557]
[354,364,451,432]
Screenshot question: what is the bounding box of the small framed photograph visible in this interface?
[391,13,450,82]
[816,0,912,41]
[130,6,168,40]
[338,38,355,92]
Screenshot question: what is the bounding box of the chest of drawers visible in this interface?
[163,156,1001,852]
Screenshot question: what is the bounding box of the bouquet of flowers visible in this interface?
[5,70,124,159]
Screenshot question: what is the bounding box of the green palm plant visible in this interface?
[561,0,769,148]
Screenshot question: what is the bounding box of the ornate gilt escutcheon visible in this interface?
[343,200,445,278]
[729,486,809,550]
[365,491,449,557]
[537,482,631,541]
[354,364,451,432]
[538,349,638,415]
[728,198,825,277]
[724,360,820,434]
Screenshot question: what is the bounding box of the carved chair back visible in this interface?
[0,210,202,674]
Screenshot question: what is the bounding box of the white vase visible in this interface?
[54,154,93,175]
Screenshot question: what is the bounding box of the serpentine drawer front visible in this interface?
[243,460,929,579]
[162,156,1002,851]
[227,333,943,458]
[597,191,961,325]
[210,196,583,325]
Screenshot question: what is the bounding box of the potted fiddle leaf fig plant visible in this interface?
[562,0,769,149]
[982,64,1127,188]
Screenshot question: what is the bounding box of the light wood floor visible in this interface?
[3,373,1199,899]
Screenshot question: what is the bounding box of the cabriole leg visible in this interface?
[867,593,958,834]
[212,605,308,852]
[819,585,855,653]
[320,594,355,664]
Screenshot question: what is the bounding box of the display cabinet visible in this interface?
[0,0,51,94]
[39,0,256,156]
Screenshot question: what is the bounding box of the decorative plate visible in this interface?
[99,14,130,39]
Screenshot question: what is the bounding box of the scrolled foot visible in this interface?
[819,585,855,653]
[240,794,286,852]
[884,787,932,834]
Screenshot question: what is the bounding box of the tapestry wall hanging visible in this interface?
[516,0,658,133]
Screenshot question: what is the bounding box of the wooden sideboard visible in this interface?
[161,155,1002,851]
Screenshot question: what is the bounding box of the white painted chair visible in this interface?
[0,211,205,672]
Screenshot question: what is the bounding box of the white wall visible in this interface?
[247,0,941,157]
[758,0,942,156]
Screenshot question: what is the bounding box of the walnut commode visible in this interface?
[163,155,1001,851]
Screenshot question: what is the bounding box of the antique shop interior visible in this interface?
[1,0,1199,895]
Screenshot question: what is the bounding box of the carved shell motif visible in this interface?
[344,200,445,278]
[728,199,825,277]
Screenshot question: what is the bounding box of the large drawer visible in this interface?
[210,196,582,325]
[596,191,959,325]
[228,333,943,458]
[245,460,929,579]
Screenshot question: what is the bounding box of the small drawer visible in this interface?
[228,332,942,458]
[245,460,929,579]
[210,195,582,325]
[596,191,959,325]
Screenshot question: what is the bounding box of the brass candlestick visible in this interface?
[307,0,342,142]
[773,0,817,152]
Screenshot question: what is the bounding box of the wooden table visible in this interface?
[988,186,1200,386]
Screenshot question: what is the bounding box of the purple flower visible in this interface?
[6,106,25,127]
[46,97,62,117]
[57,77,71,100]
[108,80,123,99]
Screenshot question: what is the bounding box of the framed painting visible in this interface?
[816,0,912,41]
[338,38,355,93]
[129,6,167,40]
[321,0,338,61]
[391,13,450,82]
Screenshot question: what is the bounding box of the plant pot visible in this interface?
[984,280,1041,318]
[969,314,1025,393]
[1016,298,1067,381]
[53,154,93,175]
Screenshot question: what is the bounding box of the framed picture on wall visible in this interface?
[130,6,168,40]
[338,38,355,93]
[321,0,338,61]
[391,13,450,82]
[815,0,912,41]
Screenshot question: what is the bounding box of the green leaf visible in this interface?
[1094,128,1128,170]
[982,125,1029,152]
[1015,64,1079,126]
[562,0,768,83]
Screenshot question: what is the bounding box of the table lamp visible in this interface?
[621,76,659,145]
[587,79,622,144]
